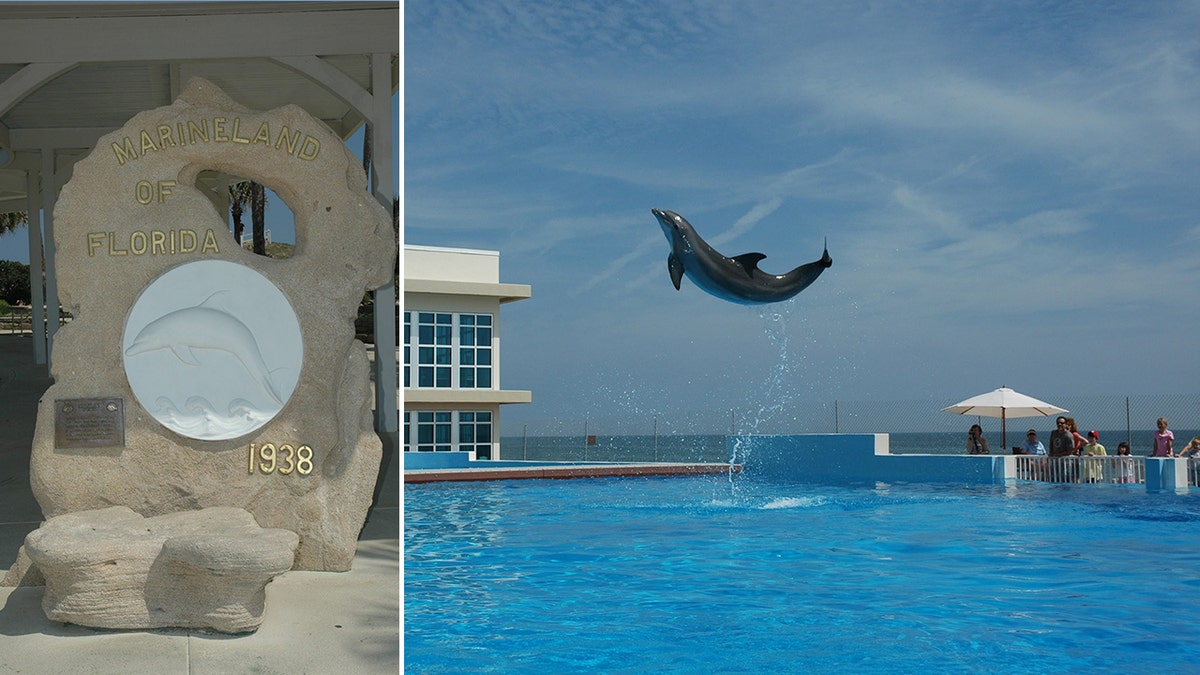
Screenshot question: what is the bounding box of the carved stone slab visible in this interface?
[23,78,396,572]
[25,506,298,633]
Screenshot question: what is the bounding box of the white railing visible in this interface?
[1187,458,1200,488]
[1014,455,1145,485]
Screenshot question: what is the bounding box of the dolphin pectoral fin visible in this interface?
[170,344,201,366]
[668,253,684,291]
[731,253,767,277]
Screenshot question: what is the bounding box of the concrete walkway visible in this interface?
[0,335,399,674]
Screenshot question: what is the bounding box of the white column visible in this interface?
[24,168,46,364]
[369,52,398,438]
[40,148,59,366]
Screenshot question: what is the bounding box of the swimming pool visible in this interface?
[404,475,1200,673]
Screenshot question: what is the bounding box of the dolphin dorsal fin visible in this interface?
[731,253,767,277]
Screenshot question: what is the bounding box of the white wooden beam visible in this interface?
[10,127,113,151]
[271,55,373,116]
[0,62,79,116]
[0,8,398,63]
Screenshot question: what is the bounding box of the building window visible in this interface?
[458,314,493,389]
[404,312,494,390]
[415,312,452,388]
[403,410,494,458]
[414,411,453,452]
[458,411,493,459]
[403,309,412,384]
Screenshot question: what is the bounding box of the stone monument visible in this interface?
[2,79,396,632]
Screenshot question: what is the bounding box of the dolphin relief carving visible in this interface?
[653,208,832,305]
[124,294,285,406]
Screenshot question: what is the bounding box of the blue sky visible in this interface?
[405,1,1200,433]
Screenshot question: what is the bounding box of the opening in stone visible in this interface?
[195,171,296,259]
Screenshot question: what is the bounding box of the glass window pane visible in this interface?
[435,325,452,344]
[418,367,433,387]
[436,313,451,324]
[478,411,492,422]
[459,425,474,443]
[435,368,451,387]
[478,328,492,344]
[418,347,434,364]
[460,370,475,388]
[418,325,434,344]
[418,312,434,323]
[460,327,475,346]
[478,315,492,326]
[461,315,474,326]
[435,425,451,443]
[478,369,492,388]
[478,349,492,366]
[460,349,475,366]
[476,425,492,443]
[435,348,451,365]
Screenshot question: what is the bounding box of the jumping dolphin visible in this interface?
[652,208,832,305]
[125,297,285,405]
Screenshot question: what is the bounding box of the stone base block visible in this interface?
[24,506,298,633]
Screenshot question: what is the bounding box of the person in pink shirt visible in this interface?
[1151,417,1174,457]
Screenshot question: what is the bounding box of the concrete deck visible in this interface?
[0,335,399,673]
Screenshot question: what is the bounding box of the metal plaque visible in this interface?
[55,398,125,448]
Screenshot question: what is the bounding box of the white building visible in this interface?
[403,245,531,462]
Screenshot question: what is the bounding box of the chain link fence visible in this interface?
[500,394,1200,462]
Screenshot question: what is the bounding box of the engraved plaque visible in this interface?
[55,398,125,448]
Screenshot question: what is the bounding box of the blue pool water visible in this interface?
[404,476,1200,673]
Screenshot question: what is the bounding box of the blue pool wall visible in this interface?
[401,434,1191,492]
[735,434,1002,485]
[735,434,1191,492]
[401,451,648,471]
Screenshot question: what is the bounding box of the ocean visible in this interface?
[499,429,1200,463]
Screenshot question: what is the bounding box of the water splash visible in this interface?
[726,302,806,474]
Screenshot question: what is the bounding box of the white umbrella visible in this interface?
[942,386,1068,451]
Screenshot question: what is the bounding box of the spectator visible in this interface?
[1048,416,1079,483]
[1115,442,1135,484]
[1082,430,1106,482]
[966,424,990,455]
[1151,418,1174,457]
[1065,418,1088,452]
[1177,436,1200,459]
[1020,429,1046,455]
[1049,417,1077,457]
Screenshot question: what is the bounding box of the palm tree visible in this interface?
[0,210,28,235]
[250,182,266,256]
[228,181,268,255]
[228,182,253,245]
[362,122,372,179]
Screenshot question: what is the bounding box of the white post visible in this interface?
[40,147,59,368]
[24,169,46,364]
[369,53,398,441]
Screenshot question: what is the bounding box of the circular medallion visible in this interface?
[122,260,303,441]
